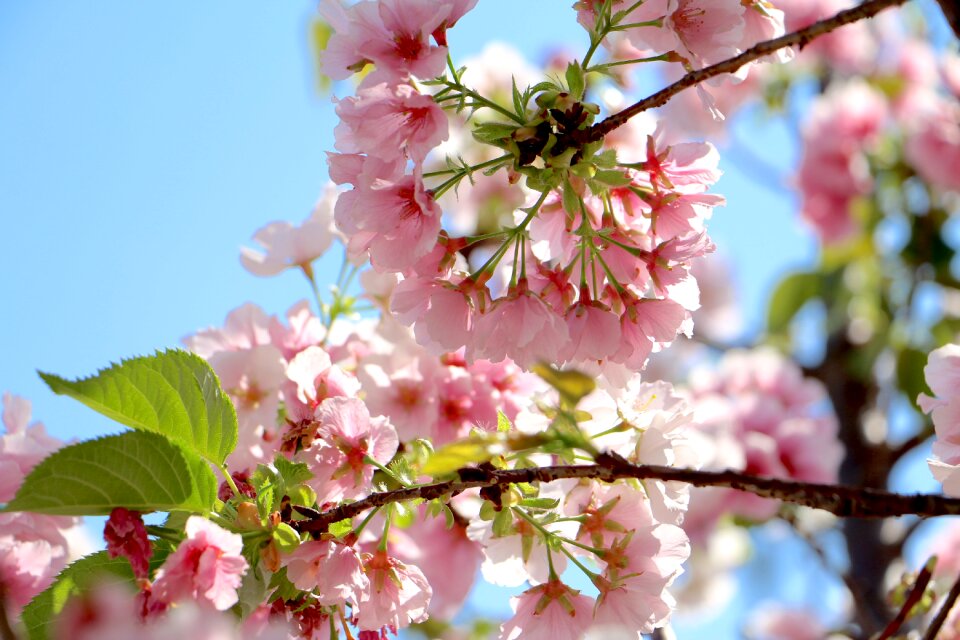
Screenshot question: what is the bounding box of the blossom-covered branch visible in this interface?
[577,0,910,144]
[293,457,960,534]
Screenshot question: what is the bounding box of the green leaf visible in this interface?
[6,431,216,515]
[287,484,317,509]
[329,517,354,538]
[593,169,633,187]
[422,439,495,477]
[472,121,519,144]
[22,547,170,640]
[530,363,596,407]
[497,411,512,433]
[511,77,525,118]
[519,497,560,510]
[274,456,313,487]
[565,61,585,99]
[492,508,513,537]
[766,272,822,334]
[40,349,238,465]
[273,523,301,552]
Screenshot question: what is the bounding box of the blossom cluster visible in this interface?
[0,0,893,638]
[683,348,842,537]
[0,394,87,618]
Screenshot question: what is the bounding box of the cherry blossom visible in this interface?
[356,550,432,633]
[498,579,595,640]
[282,539,368,607]
[334,82,449,164]
[152,516,248,611]
[306,397,398,504]
[240,185,338,277]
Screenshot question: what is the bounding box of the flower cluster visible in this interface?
[683,348,842,536]
[0,394,86,617]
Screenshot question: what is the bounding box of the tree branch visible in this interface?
[879,558,935,639]
[575,0,909,144]
[923,570,960,640]
[291,458,960,533]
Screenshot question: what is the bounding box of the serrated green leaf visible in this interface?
[565,61,585,99]
[257,484,276,519]
[40,349,238,465]
[6,431,216,516]
[274,456,313,487]
[497,411,512,433]
[22,546,170,640]
[530,363,596,407]
[268,567,300,603]
[472,121,519,144]
[594,169,633,187]
[766,272,822,334]
[422,440,495,477]
[511,77,524,117]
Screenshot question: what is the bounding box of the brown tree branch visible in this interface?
[879,558,935,639]
[935,0,960,39]
[575,0,909,145]
[291,457,960,534]
[923,570,960,640]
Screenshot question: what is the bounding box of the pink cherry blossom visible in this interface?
[391,276,477,355]
[560,299,622,364]
[0,512,73,615]
[184,303,275,358]
[796,81,887,243]
[332,158,442,272]
[319,0,450,83]
[104,507,152,580]
[284,345,360,420]
[388,511,482,618]
[686,348,842,529]
[0,393,64,501]
[282,539,368,607]
[240,185,338,277]
[498,579,595,640]
[209,344,288,472]
[469,279,570,369]
[904,93,960,193]
[307,397,398,504]
[356,550,432,633]
[334,82,448,164]
[152,516,248,611]
[919,344,960,494]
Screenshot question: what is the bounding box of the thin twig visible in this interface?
[878,557,935,640]
[575,0,909,144]
[291,458,960,533]
[924,571,960,640]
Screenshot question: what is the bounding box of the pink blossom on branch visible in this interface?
[152,516,248,611]
[499,579,595,640]
[334,82,449,164]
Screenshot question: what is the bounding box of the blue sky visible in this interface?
[4,1,925,636]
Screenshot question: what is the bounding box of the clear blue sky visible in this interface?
[7,1,936,636]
